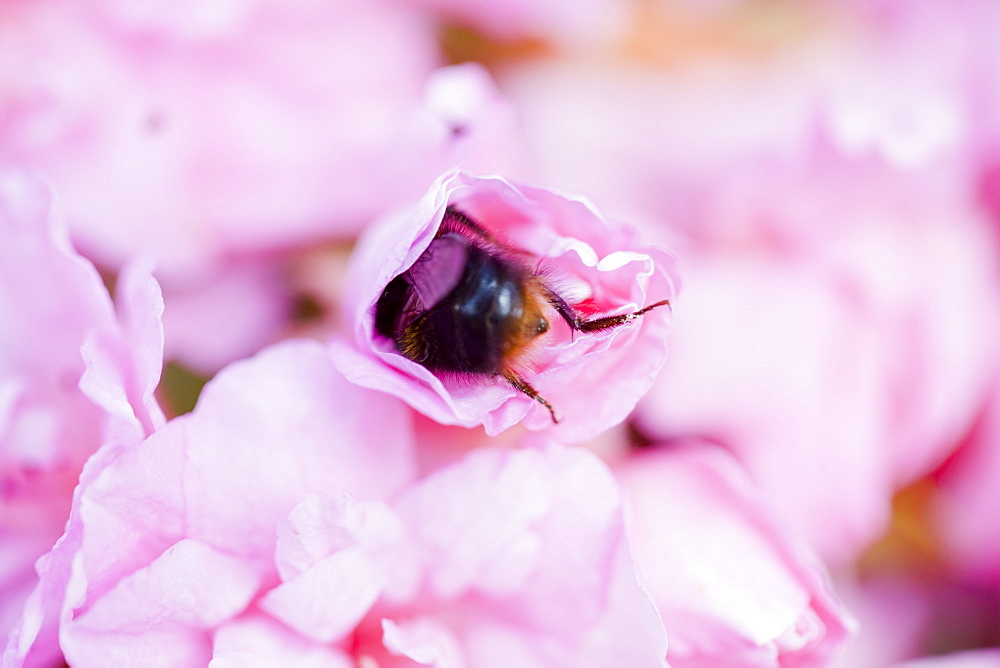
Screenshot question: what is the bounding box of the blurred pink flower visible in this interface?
[0,1,510,378]
[632,145,1000,566]
[0,0,442,273]
[338,170,679,441]
[6,339,668,666]
[504,38,1000,564]
[2,0,535,375]
[616,440,854,667]
[0,172,164,658]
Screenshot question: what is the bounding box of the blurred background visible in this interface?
[2,0,999,664]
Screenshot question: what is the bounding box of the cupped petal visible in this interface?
[341,171,679,441]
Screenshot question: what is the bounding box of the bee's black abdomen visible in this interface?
[374,239,528,375]
[418,243,526,374]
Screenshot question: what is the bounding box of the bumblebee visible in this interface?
[374,207,669,422]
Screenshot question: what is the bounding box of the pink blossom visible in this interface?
[0,0,439,376]
[7,339,668,665]
[2,0,551,376]
[0,0,441,273]
[616,440,854,667]
[633,146,1000,566]
[338,170,679,441]
[0,172,164,658]
[2,0,539,374]
[504,42,1000,564]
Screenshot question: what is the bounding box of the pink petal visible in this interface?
[177,340,416,559]
[78,259,165,440]
[393,446,549,598]
[395,442,668,664]
[273,493,404,583]
[260,546,382,644]
[407,233,470,309]
[63,539,261,664]
[382,616,464,668]
[616,441,854,666]
[212,613,353,668]
[72,538,261,632]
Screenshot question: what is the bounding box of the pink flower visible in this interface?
[0,0,441,273]
[631,145,1000,566]
[7,339,668,666]
[0,172,164,658]
[505,39,1000,563]
[616,440,855,667]
[2,0,539,374]
[337,170,679,441]
[0,0,450,377]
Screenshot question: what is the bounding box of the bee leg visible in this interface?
[502,368,560,424]
[570,299,672,332]
[538,285,582,335]
[540,283,671,334]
